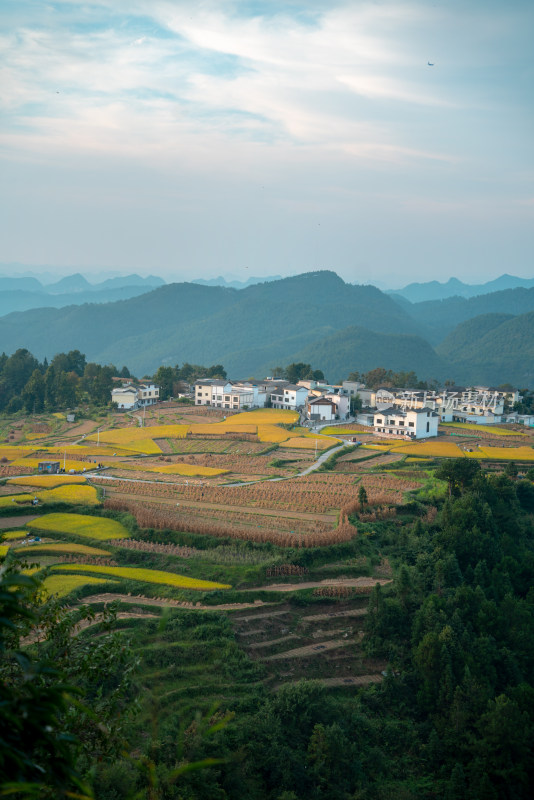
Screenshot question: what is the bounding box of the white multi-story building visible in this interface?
[307,392,350,421]
[112,383,159,410]
[194,379,254,410]
[373,407,439,440]
[270,384,309,410]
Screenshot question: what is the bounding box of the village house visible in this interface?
[193,379,255,410]
[111,382,159,410]
[306,392,350,421]
[373,407,439,440]
[270,383,309,410]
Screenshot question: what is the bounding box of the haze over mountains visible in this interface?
[0,272,164,316]
[1,270,533,387]
[389,274,534,303]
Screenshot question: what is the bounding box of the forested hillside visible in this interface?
[437,312,534,387]
[263,325,447,384]
[1,270,534,386]
[397,287,534,341]
[0,272,428,378]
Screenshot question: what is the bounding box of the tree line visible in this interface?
[0,349,229,413]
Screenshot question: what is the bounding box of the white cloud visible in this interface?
[0,0,461,167]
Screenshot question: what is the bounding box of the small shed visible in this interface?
[38,460,60,474]
[67,413,76,423]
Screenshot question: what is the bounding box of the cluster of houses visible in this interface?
[111,375,530,442]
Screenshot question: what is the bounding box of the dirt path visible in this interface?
[21,610,160,645]
[243,577,392,593]
[234,609,290,623]
[262,638,354,661]
[106,488,337,524]
[81,593,276,612]
[0,514,40,529]
[249,635,300,650]
[301,608,368,622]
[275,674,383,690]
[73,611,159,634]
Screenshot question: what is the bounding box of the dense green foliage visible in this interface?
[399,287,534,339]
[0,348,230,412]
[3,460,534,798]
[0,565,138,798]
[277,327,446,385]
[0,349,117,412]
[436,312,534,387]
[160,465,533,800]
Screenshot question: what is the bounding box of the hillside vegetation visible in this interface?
[1,270,534,386]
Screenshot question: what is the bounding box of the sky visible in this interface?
[1,0,533,288]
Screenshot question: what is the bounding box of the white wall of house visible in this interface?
[112,384,160,409]
[308,400,336,421]
[271,385,308,410]
[325,393,350,418]
[112,387,139,410]
[138,384,160,406]
[373,407,438,439]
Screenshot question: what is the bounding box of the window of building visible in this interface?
[409,421,414,427]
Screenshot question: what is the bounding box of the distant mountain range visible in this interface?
[0,270,533,386]
[192,275,282,289]
[389,273,534,303]
[0,273,165,316]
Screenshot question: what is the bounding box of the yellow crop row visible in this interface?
[150,463,228,476]
[392,441,465,457]
[0,446,39,459]
[87,425,190,444]
[8,475,88,488]
[467,446,534,461]
[1,530,27,541]
[39,485,100,505]
[231,409,299,424]
[26,513,129,540]
[26,542,111,556]
[113,439,162,455]
[188,423,257,435]
[0,494,34,508]
[53,564,231,590]
[257,425,291,443]
[42,574,117,599]
[441,423,528,436]
[0,545,9,558]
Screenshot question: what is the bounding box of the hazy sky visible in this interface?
[1,0,532,287]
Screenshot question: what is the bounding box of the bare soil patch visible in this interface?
[262,638,354,661]
[81,593,274,611]
[0,514,40,529]
[245,577,392,593]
